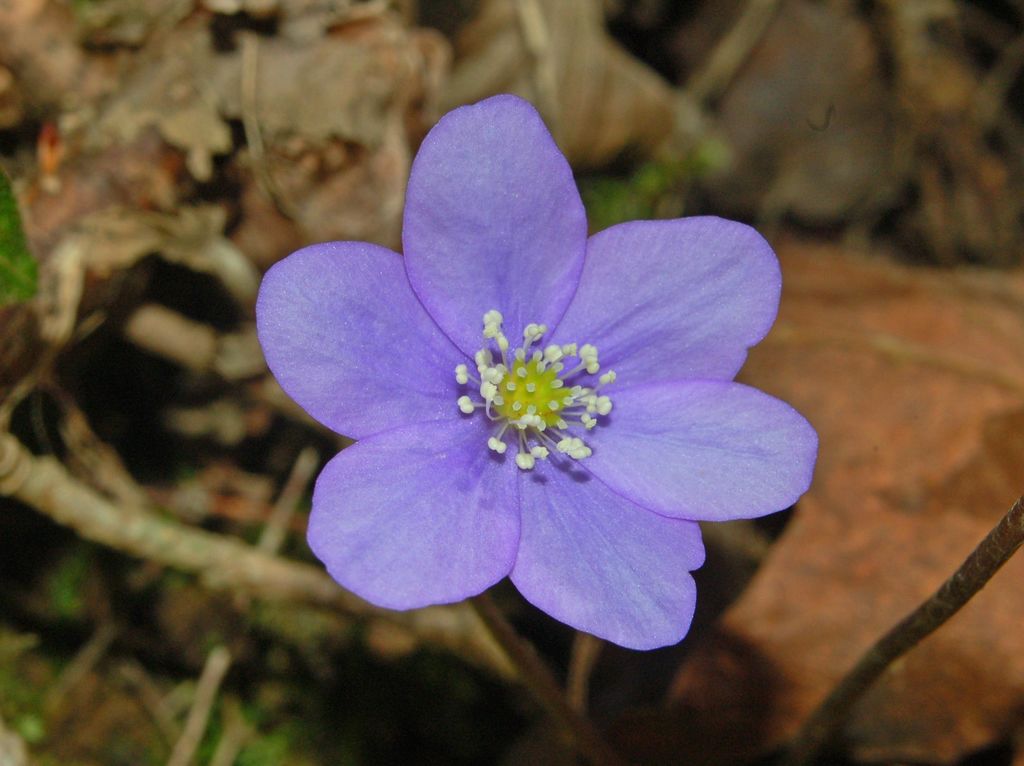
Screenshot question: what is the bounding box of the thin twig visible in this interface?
[515,0,559,134]
[0,432,512,678]
[566,631,603,714]
[0,711,29,766]
[118,659,182,746]
[685,0,784,103]
[258,446,318,554]
[782,496,1024,766]
[166,645,232,766]
[44,621,118,714]
[239,32,301,222]
[208,697,251,766]
[470,593,629,766]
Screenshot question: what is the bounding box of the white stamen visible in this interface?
[482,366,505,384]
[515,452,535,470]
[462,309,615,470]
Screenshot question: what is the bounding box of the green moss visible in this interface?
[580,139,731,231]
[45,546,93,621]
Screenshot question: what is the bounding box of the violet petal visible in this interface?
[585,380,817,521]
[511,463,704,650]
[552,217,781,383]
[403,95,587,355]
[256,241,463,440]
[308,416,519,609]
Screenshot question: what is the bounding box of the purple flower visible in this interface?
[256,95,817,650]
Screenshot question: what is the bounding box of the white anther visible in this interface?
[523,323,547,343]
[505,381,516,391]
[556,436,591,460]
[515,452,535,470]
[497,334,510,353]
[475,349,493,370]
[530,446,549,460]
[514,348,526,362]
[520,414,544,429]
[512,401,522,412]
[525,383,536,393]
[595,396,612,415]
[551,380,564,389]
[458,396,475,414]
[580,344,600,374]
[516,367,527,378]
[480,381,498,401]
[547,400,559,411]
[581,413,597,429]
[561,343,577,356]
[493,395,505,406]
[482,366,505,384]
[531,350,543,363]
[487,436,507,454]
[526,405,537,415]
[455,364,469,384]
[543,344,564,363]
[599,370,616,386]
[482,310,504,338]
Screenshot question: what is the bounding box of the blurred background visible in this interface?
[1,0,1023,764]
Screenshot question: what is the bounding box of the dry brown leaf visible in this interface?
[613,240,1024,766]
[442,0,677,168]
[702,0,900,225]
[221,18,449,248]
[77,206,258,304]
[92,22,231,182]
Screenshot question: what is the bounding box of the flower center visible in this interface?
[455,310,614,471]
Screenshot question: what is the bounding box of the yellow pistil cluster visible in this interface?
[493,356,565,428]
[454,310,614,470]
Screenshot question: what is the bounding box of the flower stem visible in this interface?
[782,495,1024,766]
[469,593,629,766]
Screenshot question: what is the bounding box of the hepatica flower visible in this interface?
[256,95,817,650]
